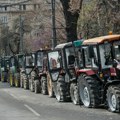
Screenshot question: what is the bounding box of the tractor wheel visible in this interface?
[20,73,24,88]
[9,74,14,87]
[29,78,35,92]
[3,72,8,82]
[34,80,41,94]
[10,77,14,87]
[24,76,29,90]
[47,73,54,97]
[15,73,20,87]
[55,76,66,102]
[30,71,35,92]
[41,76,48,95]
[70,83,79,105]
[107,85,120,113]
[78,74,101,108]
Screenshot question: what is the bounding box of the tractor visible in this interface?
[0,56,10,82]
[22,52,36,90]
[29,50,49,94]
[9,54,24,87]
[47,42,80,104]
[74,34,120,112]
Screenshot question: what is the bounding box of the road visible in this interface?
[0,82,120,120]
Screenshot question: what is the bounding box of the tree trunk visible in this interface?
[60,0,83,42]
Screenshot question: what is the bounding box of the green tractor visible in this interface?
[47,42,80,104]
[74,35,120,113]
[9,56,16,86]
[0,56,10,82]
[9,54,24,87]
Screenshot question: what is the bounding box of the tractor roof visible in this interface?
[55,42,72,49]
[83,34,120,45]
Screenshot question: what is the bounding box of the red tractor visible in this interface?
[47,42,80,104]
[29,49,49,94]
[74,35,120,112]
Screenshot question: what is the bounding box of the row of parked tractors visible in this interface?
[0,34,120,113]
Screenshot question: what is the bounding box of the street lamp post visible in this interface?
[19,15,24,54]
[51,0,57,49]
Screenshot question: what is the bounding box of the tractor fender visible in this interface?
[103,80,120,102]
[77,69,96,76]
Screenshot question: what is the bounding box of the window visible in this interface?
[26,54,35,67]
[34,4,37,10]
[65,47,75,66]
[37,52,44,67]
[18,56,24,67]
[113,41,120,62]
[23,5,26,10]
[19,5,22,10]
[77,48,83,68]
[83,47,92,67]
[5,7,7,11]
[92,47,98,68]
[48,51,61,70]
[99,43,112,68]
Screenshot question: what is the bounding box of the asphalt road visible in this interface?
[0,82,120,120]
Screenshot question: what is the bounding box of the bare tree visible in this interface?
[60,0,83,42]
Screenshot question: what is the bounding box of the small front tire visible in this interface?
[107,85,120,113]
[34,80,41,93]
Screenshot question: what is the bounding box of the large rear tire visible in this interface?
[78,74,101,108]
[70,83,79,105]
[20,72,24,88]
[107,85,120,113]
[24,75,29,90]
[9,74,14,87]
[41,76,48,95]
[15,73,20,87]
[34,80,41,93]
[29,78,35,92]
[55,76,66,102]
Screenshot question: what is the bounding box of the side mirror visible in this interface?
[89,46,94,58]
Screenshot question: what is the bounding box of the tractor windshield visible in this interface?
[10,57,15,67]
[48,51,60,70]
[65,47,75,66]
[26,54,35,67]
[113,41,120,62]
[99,43,112,68]
[18,56,25,68]
[37,52,44,67]
[82,46,98,68]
